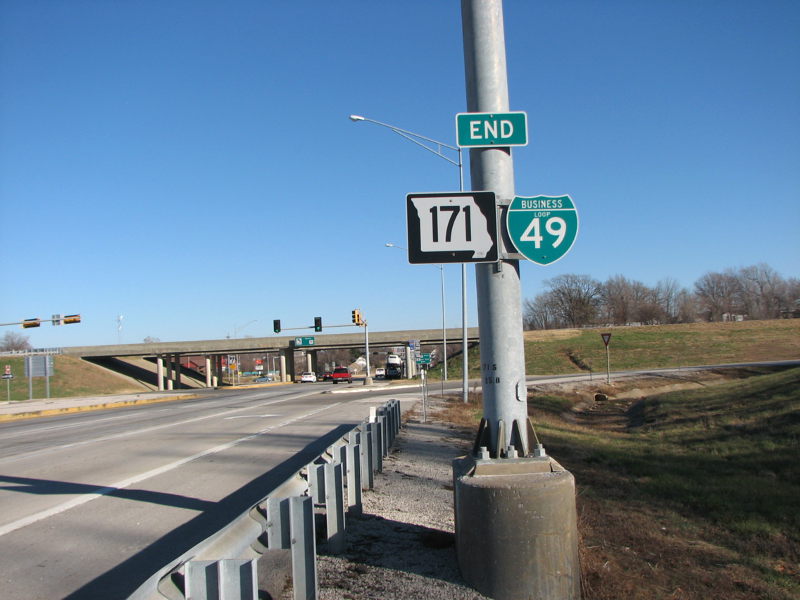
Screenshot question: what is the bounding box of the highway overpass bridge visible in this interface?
[61,327,480,389]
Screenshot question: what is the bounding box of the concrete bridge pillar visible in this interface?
[166,355,174,390]
[157,356,165,391]
[173,354,182,388]
[279,350,288,383]
[213,355,221,387]
[405,346,416,378]
[205,356,212,388]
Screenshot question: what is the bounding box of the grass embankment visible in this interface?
[540,367,799,599]
[440,365,800,599]
[0,355,143,402]
[438,319,800,379]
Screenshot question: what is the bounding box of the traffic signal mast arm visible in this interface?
[0,315,81,328]
[270,311,365,334]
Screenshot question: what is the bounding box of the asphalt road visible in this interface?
[0,383,401,600]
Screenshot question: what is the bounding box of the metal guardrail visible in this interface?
[128,399,402,600]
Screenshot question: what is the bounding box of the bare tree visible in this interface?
[655,278,683,323]
[694,270,742,321]
[545,274,602,328]
[737,263,785,319]
[601,275,636,325]
[523,291,559,330]
[1,331,31,351]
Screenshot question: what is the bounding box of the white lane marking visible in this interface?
[0,401,342,537]
[0,411,163,439]
[224,414,279,420]
[0,390,321,466]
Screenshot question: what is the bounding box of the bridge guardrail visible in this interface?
[128,399,402,600]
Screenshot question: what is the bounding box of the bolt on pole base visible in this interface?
[453,455,581,600]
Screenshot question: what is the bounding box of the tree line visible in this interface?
[523,263,800,330]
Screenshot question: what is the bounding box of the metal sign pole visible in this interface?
[25,356,33,400]
[454,3,581,598]
[462,0,528,457]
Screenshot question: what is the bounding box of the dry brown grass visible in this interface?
[439,367,800,600]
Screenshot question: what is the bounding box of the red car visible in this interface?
[330,367,353,384]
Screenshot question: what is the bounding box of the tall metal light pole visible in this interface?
[352,115,470,402]
[385,242,446,388]
[453,2,580,598]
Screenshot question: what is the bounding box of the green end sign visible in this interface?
[507,195,579,265]
[456,111,527,148]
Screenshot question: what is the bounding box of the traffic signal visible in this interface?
[351,309,363,326]
[314,316,322,332]
[63,314,81,324]
[273,319,281,333]
[22,318,41,328]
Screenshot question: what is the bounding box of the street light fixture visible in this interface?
[353,115,469,403]
[385,242,447,383]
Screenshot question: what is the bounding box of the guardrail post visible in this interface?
[360,429,373,490]
[266,497,291,549]
[385,402,395,445]
[307,463,325,505]
[373,421,384,472]
[324,462,345,554]
[392,399,400,437]
[185,559,257,600]
[365,422,381,473]
[346,442,363,515]
[378,412,389,456]
[290,496,317,600]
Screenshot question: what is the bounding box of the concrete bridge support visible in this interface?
[157,356,165,391]
[213,355,221,387]
[205,356,212,388]
[173,354,182,389]
[279,350,289,383]
[166,355,174,391]
[405,346,416,378]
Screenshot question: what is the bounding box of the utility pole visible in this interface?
[453,2,581,599]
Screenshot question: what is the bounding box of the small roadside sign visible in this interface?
[601,333,612,347]
[416,353,432,365]
[456,111,528,148]
[406,191,498,264]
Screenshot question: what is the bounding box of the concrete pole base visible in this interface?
[453,455,581,600]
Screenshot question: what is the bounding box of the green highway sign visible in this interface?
[455,111,527,148]
[294,336,316,347]
[506,195,579,265]
[416,353,432,365]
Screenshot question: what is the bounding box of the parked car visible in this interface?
[254,375,273,383]
[375,367,386,379]
[385,365,402,379]
[300,371,316,383]
[331,367,353,384]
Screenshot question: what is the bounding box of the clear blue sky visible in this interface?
[2,1,798,348]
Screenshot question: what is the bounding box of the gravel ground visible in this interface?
[280,396,490,600]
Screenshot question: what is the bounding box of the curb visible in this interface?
[0,393,203,423]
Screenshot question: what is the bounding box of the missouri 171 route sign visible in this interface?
[506,195,578,265]
[406,191,498,264]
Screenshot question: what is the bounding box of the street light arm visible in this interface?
[349,115,461,168]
